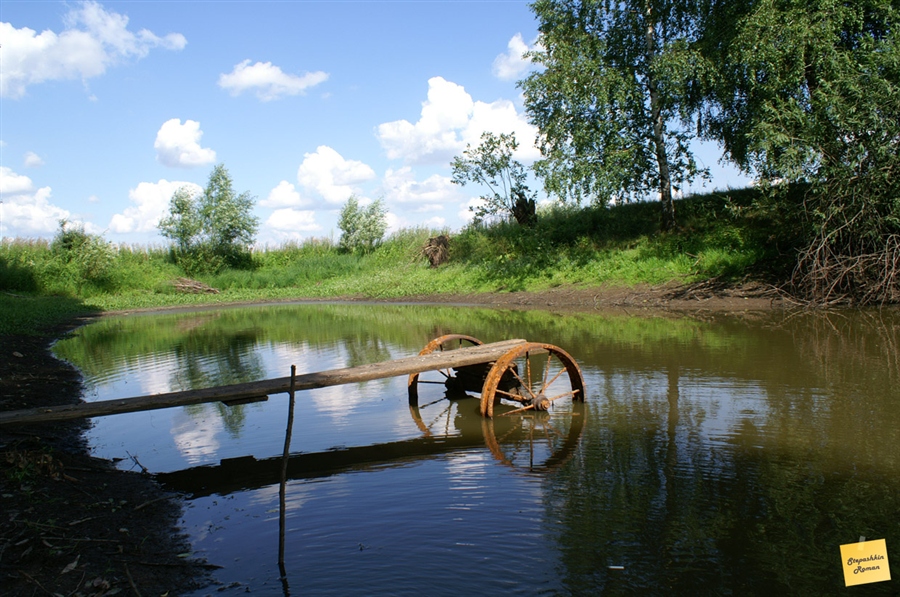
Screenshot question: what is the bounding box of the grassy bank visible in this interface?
[0,188,789,334]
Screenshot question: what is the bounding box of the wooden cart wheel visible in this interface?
[477,342,586,470]
[407,334,483,405]
[479,342,585,418]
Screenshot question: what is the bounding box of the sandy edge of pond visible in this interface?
[0,281,785,595]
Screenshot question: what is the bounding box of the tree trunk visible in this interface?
[645,1,677,232]
[511,188,538,227]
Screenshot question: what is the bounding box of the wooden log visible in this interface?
[0,339,528,426]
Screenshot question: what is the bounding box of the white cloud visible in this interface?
[263,209,322,239]
[459,197,487,223]
[23,151,45,168]
[376,76,539,164]
[492,33,538,81]
[218,59,328,102]
[381,167,457,210]
[0,168,72,237]
[261,180,310,208]
[108,179,202,234]
[0,1,186,99]
[0,166,34,195]
[154,118,216,168]
[297,146,375,205]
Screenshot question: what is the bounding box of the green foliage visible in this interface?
[522,0,709,231]
[158,164,259,274]
[337,195,387,254]
[45,220,116,295]
[1,188,786,313]
[700,0,900,304]
[0,293,99,336]
[451,132,537,226]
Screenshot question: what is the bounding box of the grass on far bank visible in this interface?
[0,187,790,335]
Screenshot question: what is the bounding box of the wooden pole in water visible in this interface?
[279,365,297,575]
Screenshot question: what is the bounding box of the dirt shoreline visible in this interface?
[0,282,784,595]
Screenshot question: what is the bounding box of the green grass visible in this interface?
[0,294,101,336]
[0,187,792,333]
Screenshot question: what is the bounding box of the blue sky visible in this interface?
[1,0,750,246]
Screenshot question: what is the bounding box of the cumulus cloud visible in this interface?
[0,167,72,237]
[261,180,310,208]
[1,0,186,99]
[218,60,328,102]
[108,179,202,234]
[23,151,45,168]
[154,119,216,168]
[0,166,34,195]
[492,33,539,81]
[459,197,488,223]
[263,209,322,241]
[376,76,539,164]
[297,146,375,204]
[381,167,457,212]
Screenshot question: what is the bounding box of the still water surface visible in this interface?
[53,303,900,595]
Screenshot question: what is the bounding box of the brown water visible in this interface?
[53,304,900,595]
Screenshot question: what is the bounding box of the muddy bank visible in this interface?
[0,322,210,596]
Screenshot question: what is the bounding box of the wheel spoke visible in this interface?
[525,352,533,394]
[509,364,537,401]
[494,388,528,401]
[545,389,580,403]
[419,396,448,409]
[539,368,568,395]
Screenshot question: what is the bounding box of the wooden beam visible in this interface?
[0,339,527,426]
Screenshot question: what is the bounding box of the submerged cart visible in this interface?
[407,334,585,418]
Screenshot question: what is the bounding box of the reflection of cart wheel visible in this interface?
[408,334,483,405]
[481,401,587,472]
[480,343,585,418]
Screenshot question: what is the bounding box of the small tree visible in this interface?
[451,132,537,226]
[337,195,387,254]
[158,164,258,273]
[159,186,202,255]
[49,219,115,293]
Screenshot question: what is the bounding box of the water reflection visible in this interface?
[53,304,900,594]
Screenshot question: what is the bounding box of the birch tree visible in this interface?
[521,0,707,231]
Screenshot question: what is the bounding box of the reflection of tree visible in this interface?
[342,335,392,370]
[182,402,248,438]
[172,329,266,437]
[546,314,900,594]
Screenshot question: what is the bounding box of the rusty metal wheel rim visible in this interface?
[477,343,585,470]
[479,342,585,418]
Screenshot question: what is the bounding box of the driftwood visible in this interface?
[422,235,450,268]
[0,339,527,426]
[173,277,219,294]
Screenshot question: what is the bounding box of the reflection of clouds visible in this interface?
[171,406,224,465]
[264,341,313,376]
[308,385,356,423]
[590,369,772,446]
[86,353,179,399]
[133,355,176,395]
[248,479,323,520]
[444,450,491,512]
